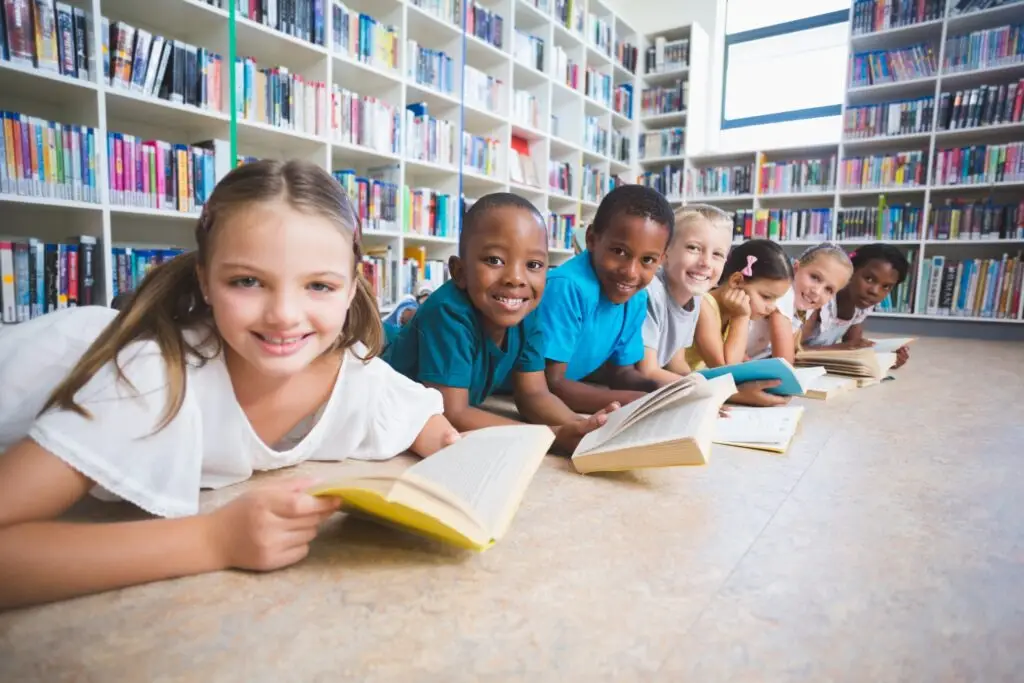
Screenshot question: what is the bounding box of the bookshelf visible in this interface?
[672,1,1024,327]
[0,0,643,324]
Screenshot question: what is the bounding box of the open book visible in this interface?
[570,373,737,473]
[697,357,826,396]
[308,425,555,551]
[868,336,915,353]
[714,406,805,454]
[802,374,859,400]
[795,347,897,381]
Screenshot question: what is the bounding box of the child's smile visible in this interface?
[454,206,549,344]
[587,215,669,304]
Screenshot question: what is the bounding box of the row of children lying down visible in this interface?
[0,160,910,611]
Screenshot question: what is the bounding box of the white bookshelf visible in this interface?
[668,1,1024,326]
[0,0,642,321]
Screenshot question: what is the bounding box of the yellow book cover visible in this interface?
[310,424,554,551]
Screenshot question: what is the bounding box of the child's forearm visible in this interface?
[0,515,224,610]
[640,365,685,387]
[722,319,749,365]
[445,406,522,432]
[609,366,665,392]
[515,389,580,426]
[549,377,645,414]
[410,413,463,456]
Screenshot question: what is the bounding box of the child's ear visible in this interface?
[448,255,466,289]
[726,272,746,288]
[584,224,596,252]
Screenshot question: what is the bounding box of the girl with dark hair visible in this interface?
[802,242,911,367]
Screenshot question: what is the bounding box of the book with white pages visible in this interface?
[570,373,738,473]
[868,336,916,353]
[714,405,805,454]
[802,374,859,400]
[795,347,897,381]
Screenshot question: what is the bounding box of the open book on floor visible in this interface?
[801,374,859,400]
[868,336,915,353]
[570,373,737,473]
[308,424,555,551]
[696,357,826,396]
[714,405,805,454]
[795,347,897,382]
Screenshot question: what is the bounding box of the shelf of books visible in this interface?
[0,0,642,326]
[635,22,709,208]
[669,1,1024,327]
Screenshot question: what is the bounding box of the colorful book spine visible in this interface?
[330,86,400,155]
[403,103,456,167]
[840,150,926,189]
[689,163,753,197]
[848,43,938,87]
[402,186,458,239]
[640,164,684,199]
[927,199,1024,240]
[462,132,499,177]
[932,142,1024,186]
[333,169,400,233]
[233,0,326,46]
[331,2,399,71]
[464,65,504,112]
[0,111,98,202]
[105,133,217,213]
[837,205,922,240]
[0,235,101,322]
[920,253,1024,319]
[943,23,1024,73]
[547,212,575,250]
[732,209,833,243]
[234,57,327,136]
[641,79,687,116]
[404,39,455,95]
[844,96,935,139]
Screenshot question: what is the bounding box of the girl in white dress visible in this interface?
[0,159,458,610]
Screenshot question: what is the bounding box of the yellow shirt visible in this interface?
[684,292,730,371]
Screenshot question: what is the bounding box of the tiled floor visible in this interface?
[1,335,1022,682]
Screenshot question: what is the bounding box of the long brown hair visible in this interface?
[42,159,383,430]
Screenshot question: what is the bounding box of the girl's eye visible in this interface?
[232,277,260,288]
[688,244,700,252]
[308,282,336,292]
[811,274,821,282]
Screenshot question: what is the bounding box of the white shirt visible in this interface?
[0,306,445,518]
[802,297,872,347]
[745,287,795,360]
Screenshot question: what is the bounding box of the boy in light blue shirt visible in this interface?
[537,185,678,413]
[383,193,617,453]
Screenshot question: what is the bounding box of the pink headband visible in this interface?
[741,255,757,277]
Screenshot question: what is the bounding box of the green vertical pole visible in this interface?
[228,0,237,165]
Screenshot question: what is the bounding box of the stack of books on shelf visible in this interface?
[406,41,456,96]
[943,22,1024,73]
[927,199,1023,241]
[850,0,943,35]
[937,78,1024,131]
[639,127,684,159]
[233,0,326,45]
[106,134,218,213]
[732,209,833,243]
[404,188,458,240]
[758,156,837,195]
[641,80,686,117]
[837,204,922,241]
[332,3,400,72]
[105,19,225,113]
[0,113,99,203]
[0,236,101,323]
[840,150,926,189]
[235,57,325,136]
[843,95,934,139]
[921,253,1023,320]
[644,36,688,74]
[640,165,683,199]
[1,1,92,80]
[933,142,1024,186]
[466,2,504,49]
[512,30,544,72]
[848,43,938,87]
[111,246,187,299]
[689,163,753,198]
[333,169,400,234]
[548,212,575,251]
[330,87,400,155]
[404,103,456,168]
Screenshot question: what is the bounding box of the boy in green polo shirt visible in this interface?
[382,193,617,454]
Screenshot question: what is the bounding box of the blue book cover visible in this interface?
[696,357,813,396]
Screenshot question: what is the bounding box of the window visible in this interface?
[722,0,851,131]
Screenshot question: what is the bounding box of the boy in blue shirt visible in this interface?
[538,185,680,413]
[383,193,617,454]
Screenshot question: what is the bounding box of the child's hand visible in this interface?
[894,345,910,368]
[552,402,620,454]
[720,287,751,318]
[728,380,791,407]
[208,478,342,572]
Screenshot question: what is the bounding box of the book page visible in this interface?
[714,406,803,447]
[793,366,827,391]
[573,374,706,454]
[807,374,856,393]
[870,337,914,353]
[401,424,553,537]
[577,375,736,456]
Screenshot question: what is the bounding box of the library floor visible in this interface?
[1,335,1022,682]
